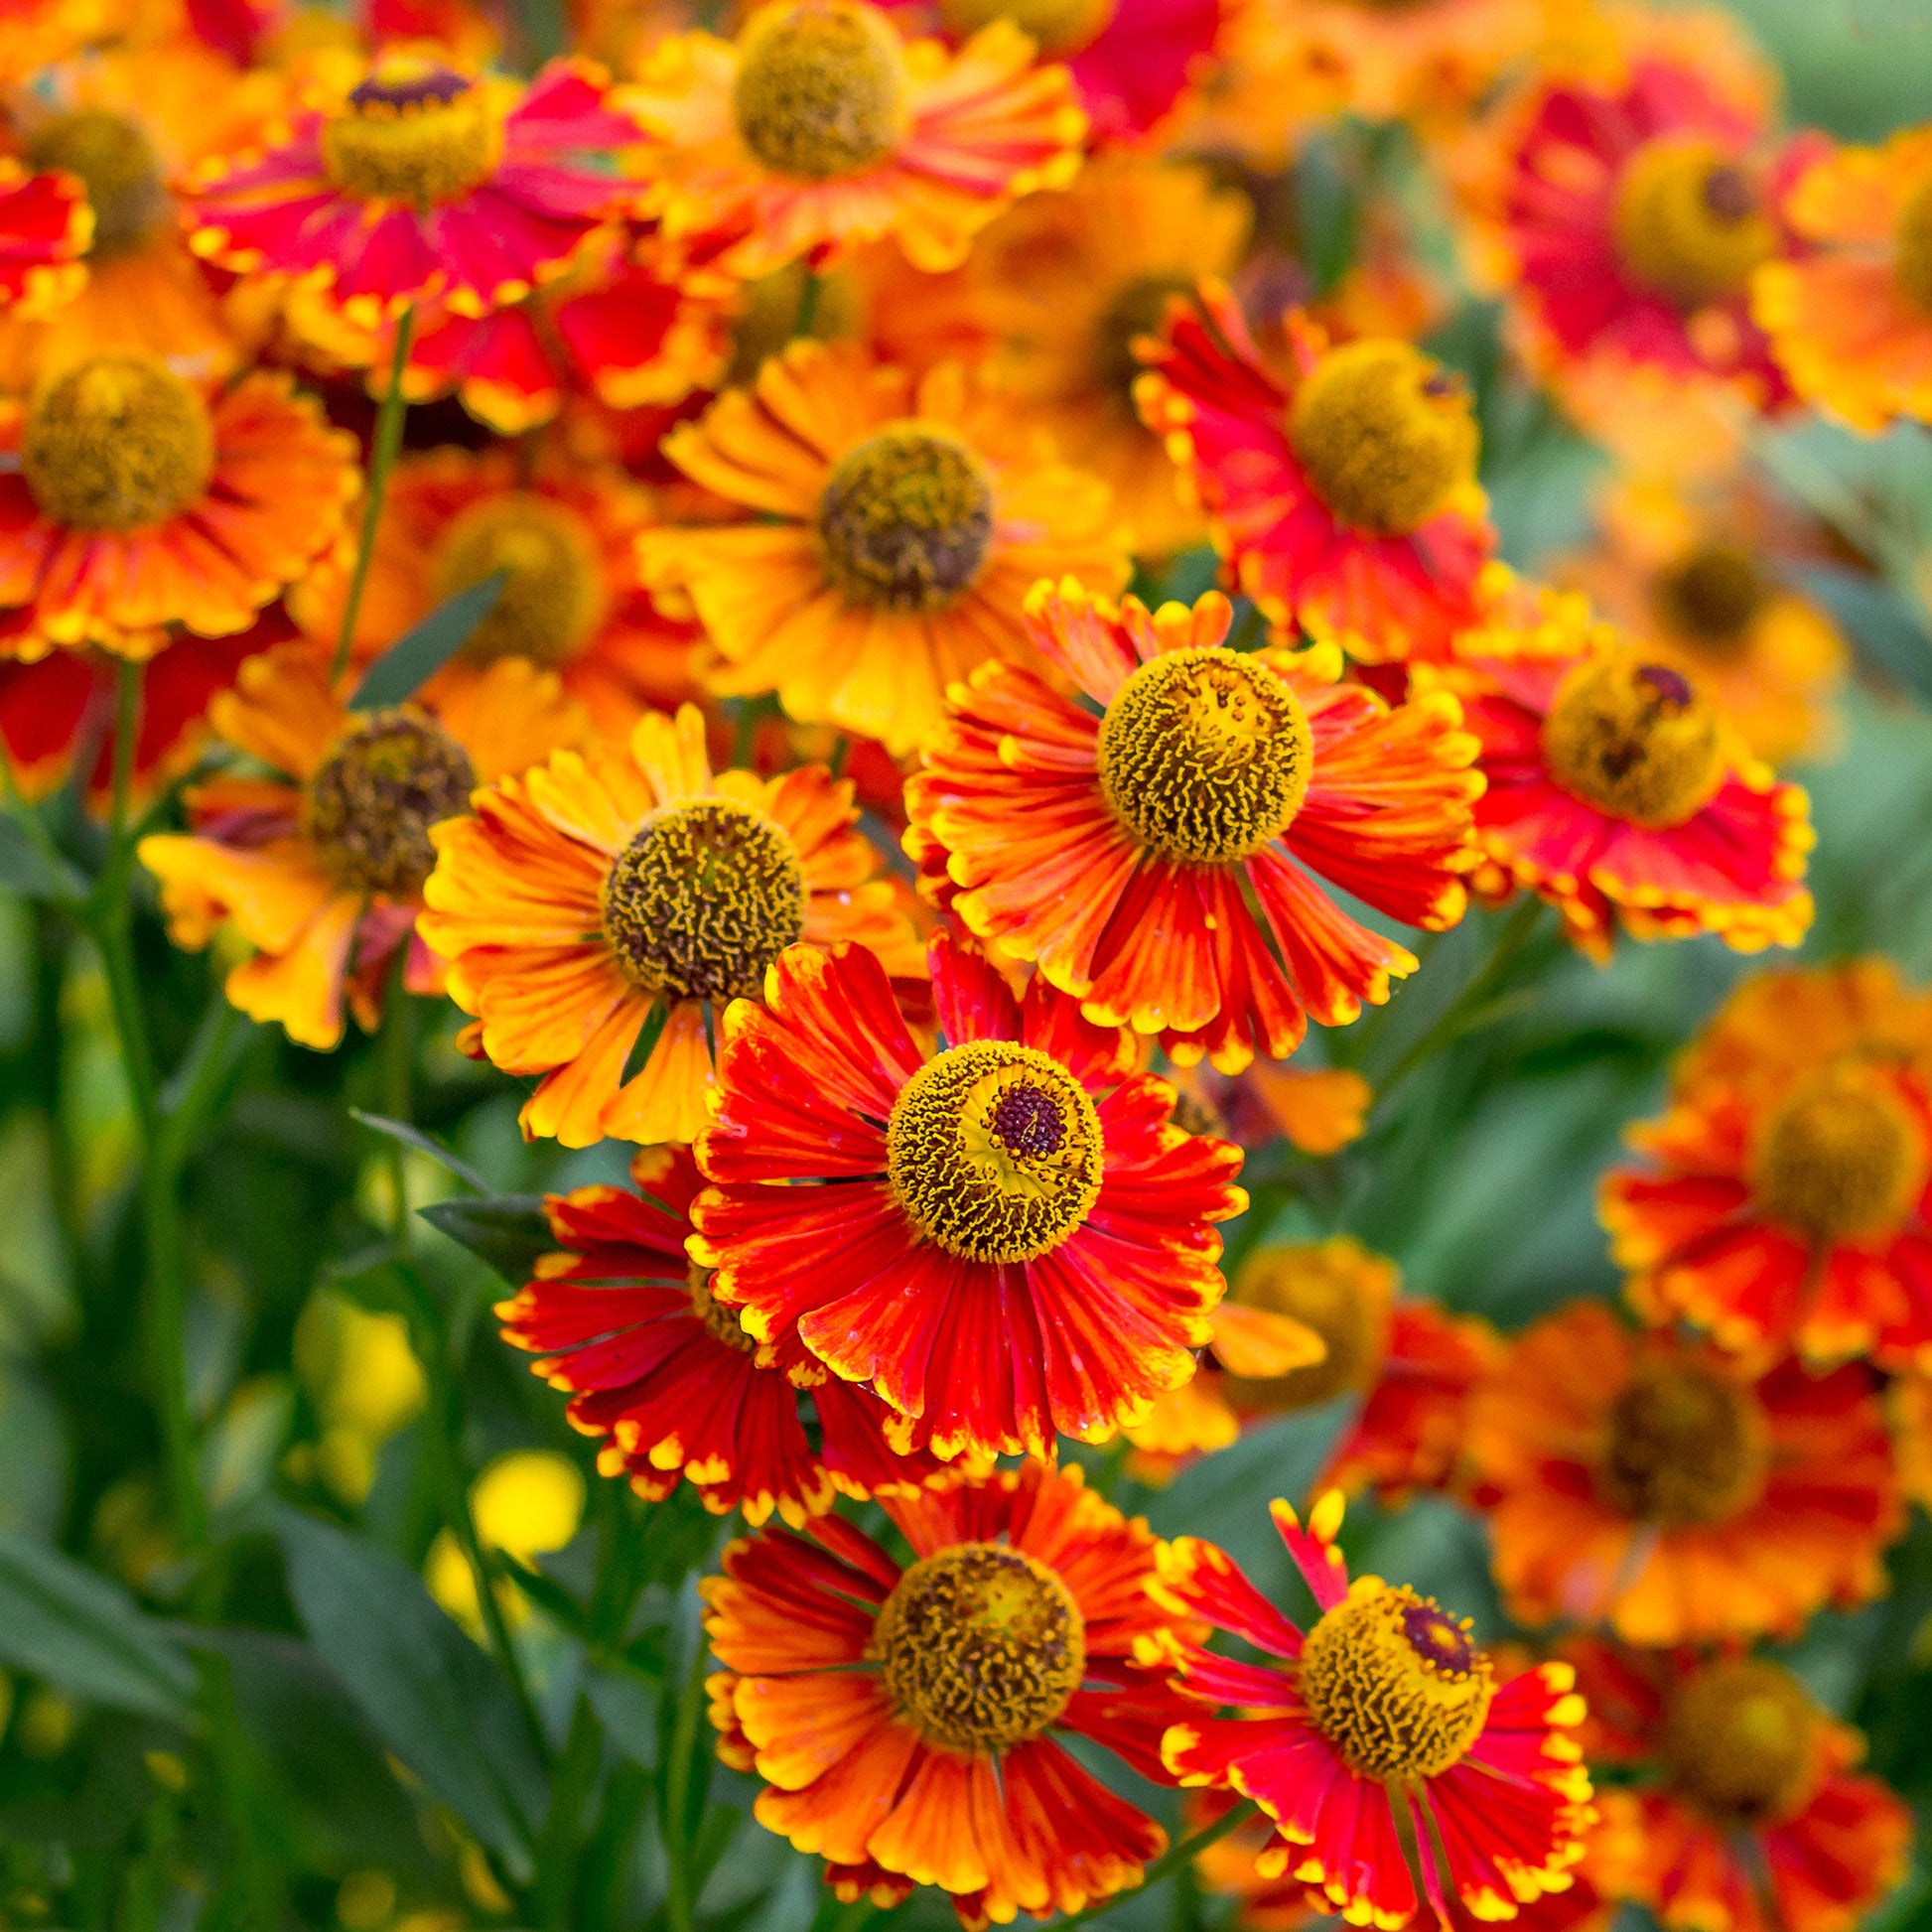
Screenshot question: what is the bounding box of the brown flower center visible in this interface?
[1751,1064,1926,1244]
[1896,169,1932,318]
[1287,341,1476,536]
[816,424,995,613]
[1653,542,1765,656]
[887,1041,1103,1264]
[1541,653,1724,829]
[22,353,214,533]
[732,0,908,181]
[1611,137,1775,308]
[1221,1243,1391,1412]
[322,57,501,206]
[26,109,168,258]
[1089,272,1193,410]
[1096,649,1312,865]
[1661,1660,1819,1826]
[1297,1584,1495,1781]
[600,798,806,1005]
[431,492,608,668]
[936,0,1116,57]
[688,1265,758,1353]
[726,262,860,385]
[1596,1359,1766,1527]
[303,711,478,898]
[871,1542,1085,1751]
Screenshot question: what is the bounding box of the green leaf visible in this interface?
[497,1553,592,1640]
[0,1528,198,1724]
[348,570,507,710]
[418,1193,554,1285]
[585,1666,661,1770]
[0,815,88,905]
[349,1109,491,1194]
[273,1504,547,1870]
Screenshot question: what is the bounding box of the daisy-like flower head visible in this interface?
[138,639,586,1051]
[1420,578,1814,959]
[0,350,357,659]
[183,53,646,324]
[704,1459,1199,1924]
[1464,1302,1902,1645]
[1125,1239,1498,1505]
[292,445,700,734]
[1603,960,1932,1366]
[0,160,89,319]
[905,582,1483,1074]
[498,1144,944,1526]
[1137,285,1496,664]
[1157,1489,1593,1928]
[641,341,1130,759]
[688,930,1248,1458]
[1754,125,1932,431]
[1569,1640,1911,1932]
[626,0,1086,279]
[417,702,921,1148]
[967,157,1251,558]
[1558,477,1845,767]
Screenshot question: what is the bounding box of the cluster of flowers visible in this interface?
[0,0,1928,1919]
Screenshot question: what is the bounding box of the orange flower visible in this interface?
[417,703,921,1147]
[905,583,1482,1073]
[1603,960,1932,1366]
[626,0,1085,279]
[1754,125,1932,431]
[291,445,700,735]
[1137,287,1497,663]
[1420,579,1813,958]
[688,932,1249,1458]
[640,342,1130,759]
[705,1460,1199,1924]
[1569,1640,1911,1932]
[0,351,356,660]
[967,157,1251,558]
[1158,1490,1593,1928]
[499,1145,942,1526]
[138,639,586,1050]
[1464,1302,1902,1644]
[0,160,88,321]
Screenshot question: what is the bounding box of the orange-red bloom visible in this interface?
[1569,1640,1911,1932]
[139,639,586,1049]
[184,54,644,323]
[1603,960,1932,1366]
[1464,1302,1902,1644]
[705,1459,1197,1924]
[1137,287,1496,663]
[499,1145,941,1525]
[418,704,921,1147]
[689,932,1248,1458]
[1421,582,1813,958]
[905,583,1482,1073]
[0,159,88,317]
[1158,1490,1593,1928]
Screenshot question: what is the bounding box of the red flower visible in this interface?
[0,160,88,314]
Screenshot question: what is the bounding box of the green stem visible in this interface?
[332,304,418,686]
[792,266,822,341]
[663,1631,711,1932]
[1046,1800,1258,1932]
[532,1692,604,1929]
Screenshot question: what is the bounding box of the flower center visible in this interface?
[430,493,608,668]
[871,1542,1085,1752]
[1653,542,1765,656]
[1287,341,1476,536]
[887,1041,1104,1265]
[1611,137,1775,308]
[1597,1360,1766,1527]
[1751,1064,1926,1244]
[22,353,215,533]
[26,109,168,258]
[688,1264,758,1353]
[726,262,859,385]
[816,424,995,613]
[1090,273,1193,410]
[303,711,478,898]
[1661,1660,1819,1826]
[322,57,502,207]
[732,0,908,181]
[1296,1584,1495,1782]
[1894,169,1932,317]
[1221,1244,1390,1411]
[935,0,1116,57]
[1096,648,1311,865]
[600,798,806,1006]
[1541,653,1724,829]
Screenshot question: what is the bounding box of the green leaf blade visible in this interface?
[348,570,507,711]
